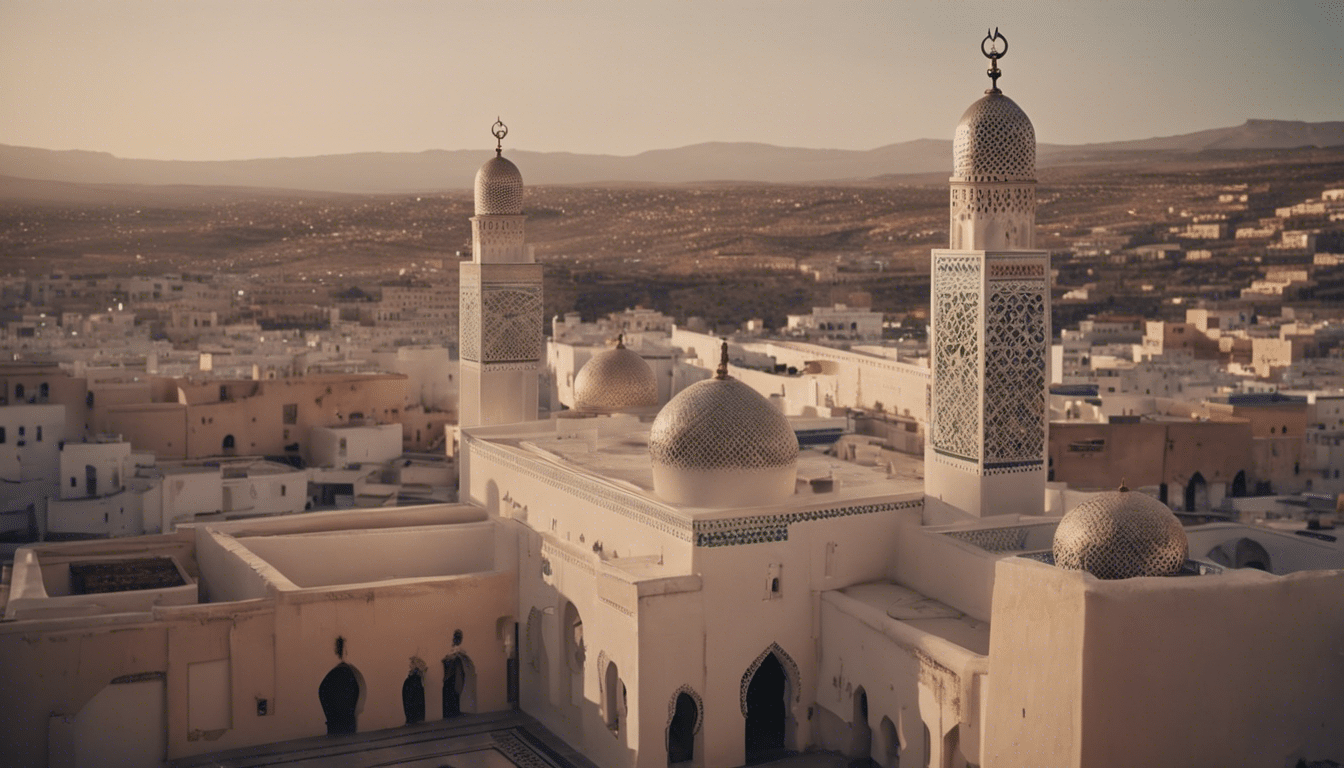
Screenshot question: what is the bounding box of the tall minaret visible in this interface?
[459,120,543,428]
[926,31,1050,519]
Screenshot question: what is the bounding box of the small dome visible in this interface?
[474,155,523,215]
[1053,488,1189,579]
[573,342,659,413]
[649,355,798,507]
[952,92,1036,183]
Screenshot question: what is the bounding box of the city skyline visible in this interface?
[1,0,1340,162]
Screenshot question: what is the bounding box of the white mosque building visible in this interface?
[2,35,1343,768]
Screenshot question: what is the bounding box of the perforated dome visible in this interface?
[474,155,523,215]
[573,344,659,413]
[1053,488,1189,579]
[651,377,797,473]
[952,93,1036,183]
[649,372,798,507]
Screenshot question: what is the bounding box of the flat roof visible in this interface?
[482,418,923,514]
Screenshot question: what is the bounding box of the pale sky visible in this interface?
[1,0,1340,161]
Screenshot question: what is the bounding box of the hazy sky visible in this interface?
[1,0,1340,161]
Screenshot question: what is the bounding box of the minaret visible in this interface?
[926,31,1050,519]
[459,120,543,428]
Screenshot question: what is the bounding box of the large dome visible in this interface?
[573,340,659,413]
[649,356,798,507]
[1052,488,1189,579]
[951,92,1036,184]
[474,155,524,216]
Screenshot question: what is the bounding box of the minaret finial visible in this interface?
[492,117,508,157]
[981,28,1007,94]
[616,333,625,349]
[715,338,729,380]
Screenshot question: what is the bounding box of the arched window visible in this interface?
[14,383,24,400]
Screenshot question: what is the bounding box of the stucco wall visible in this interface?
[985,557,1344,767]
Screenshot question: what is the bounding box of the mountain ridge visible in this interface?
[2,120,1342,195]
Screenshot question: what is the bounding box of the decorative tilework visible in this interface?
[465,434,921,549]
[739,643,801,717]
[667,685,704,734]
[490,730,554,768]
[692,500,922,548]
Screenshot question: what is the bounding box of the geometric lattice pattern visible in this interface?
[1052,489,1189,579]
[475,156,524,216]
[945,525,1032,552]
[931,254,982,460]
[480,286,543,363]
[460,289,482,362]
[950,184,1035,216]
[573,347,660,412]
[952,93,1036,183]
[983,278,1047,465]
[649,377,798,472]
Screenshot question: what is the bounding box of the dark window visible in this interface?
[283,403,298,424]
[0,427,5,444]
[14,384,23,400]
[35,426,41,442]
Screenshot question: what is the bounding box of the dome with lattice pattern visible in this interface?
[1052,488,1189,579]
[573,344,659,413]
[474,156,524,216]
[649,376,798,507]
[952,93,1035,184]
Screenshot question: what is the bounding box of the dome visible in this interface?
[474,155,523,216]
[648,346,798,507]
[951,92,1036,183]
[573,339,659,413]
[1052,488,1189,579]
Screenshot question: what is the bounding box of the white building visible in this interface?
[4,52,1344,768]
[785,303,884,341]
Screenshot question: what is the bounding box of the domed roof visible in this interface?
[650,345,797,475]
[1052,488,1189,579]
[573,338,659,413]
[474,155,523,216]
[952,92,1036,183]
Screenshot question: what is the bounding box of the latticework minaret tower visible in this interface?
[926,32,1050,519]
[459,120,543,428]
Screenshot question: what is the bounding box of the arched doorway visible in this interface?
[744,653,788,763]
[878,716,900,768]
[851,686,872,761]
[604,660,623,733]
[667,690,698,765]
[1231,470,1247,498]
[442,654,475,717]
[222,434,236,455]
[1184,472,1208,511]
[319,663,360,735]
[402,669,425,724]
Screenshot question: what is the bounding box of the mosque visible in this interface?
[2,34,1343,768]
